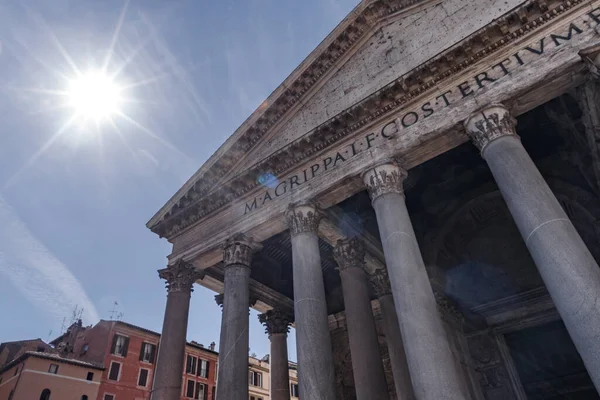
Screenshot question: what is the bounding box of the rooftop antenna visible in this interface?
[60,317,67,333]
[70,305,83,325]
[109,301,123,320]
[46,329,53,342]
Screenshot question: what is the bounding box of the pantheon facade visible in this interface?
[147,1,600,399]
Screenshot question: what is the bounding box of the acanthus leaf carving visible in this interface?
[333,237,366,272]
[158,258,204,293]
[223,233,260,268]
[362,162,407,202]
[285,203,322,236]
[464,104,518,153]
[369,268,392,297]
[258,308,293,337]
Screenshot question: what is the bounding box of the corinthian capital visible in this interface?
[285,203,322,236]
[362,162,407,203]
[258,309,293,337]
[158,259,204,293]
[464,104,518,153]
[369,268,392,297]
[223,234,260,269]
[333,237,366,272]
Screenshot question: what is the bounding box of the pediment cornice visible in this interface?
[150,0,590,239]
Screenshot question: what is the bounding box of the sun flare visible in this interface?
[67,71,122,121]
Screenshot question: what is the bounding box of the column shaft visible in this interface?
[259,309,292,400]
[216,265,251,399]
[287,205,336,400]
[469,109,600,388]
[152,292,191,400]
[335,238,389,400]
[365,164,466,400]
[379,293,415,400]
[151,260,201,400]
[270,333,291,400]
[216,235,258,400]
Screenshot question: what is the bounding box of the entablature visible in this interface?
[152,0,598,248]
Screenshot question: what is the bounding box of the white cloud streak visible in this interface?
[0,196,99,325]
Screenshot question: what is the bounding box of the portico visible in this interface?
[147,1,600,399]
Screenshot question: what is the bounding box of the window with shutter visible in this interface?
[195,383,205,400]
[198,360,209,378]
[140,343,154,363]
[186,380,195,398]
[186,355,197,374]
[291,383,299,397]
[108,362,121,381]
[112,334,128,356]
[249,371,263,387]
[138,368,149,387]
[149,343,156,363]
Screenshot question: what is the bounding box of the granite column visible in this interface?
[363,163,466,400]
[370,268,415,400]
[216,234,260,400]
[465,104,600,390]
[285,203,336,400]
[151,260,203,400]
[333,238,389,400]
[259,309,293,400]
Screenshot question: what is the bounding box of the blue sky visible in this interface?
[0,0,360,361]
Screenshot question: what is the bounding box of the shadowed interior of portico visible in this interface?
[203,92,600,399]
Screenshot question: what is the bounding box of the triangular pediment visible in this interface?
[148,0,538,237]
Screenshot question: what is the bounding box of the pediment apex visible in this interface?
[149,0,585,239]
[146,0,436,233]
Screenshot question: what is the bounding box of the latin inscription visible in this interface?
[244,10,600,215]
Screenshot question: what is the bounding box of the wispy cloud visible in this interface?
[0,196,99,325]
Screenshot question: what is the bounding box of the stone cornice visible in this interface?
[151,0,590,239]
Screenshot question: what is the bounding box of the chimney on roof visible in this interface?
[209,342,215,351]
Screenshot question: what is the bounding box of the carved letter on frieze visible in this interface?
[258,308,293,337]
[362,162,408,203]
[158,258,205,293]
[223,233,259,269]
[285,203,322,236]
[464,104,519,153]
[333,237,366,271]
[369,268,392,297]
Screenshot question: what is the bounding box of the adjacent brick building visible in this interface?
[0,351,103,400]
[49,320,218,400]
[1,320,299,400]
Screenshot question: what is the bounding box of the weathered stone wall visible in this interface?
[248,0,527,163]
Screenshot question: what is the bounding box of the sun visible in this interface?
[67,71,123,121]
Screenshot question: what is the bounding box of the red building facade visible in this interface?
[51,320,218,400]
